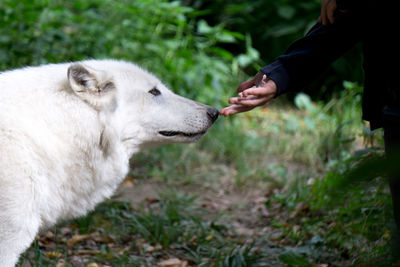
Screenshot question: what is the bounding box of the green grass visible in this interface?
[19,192,269,267]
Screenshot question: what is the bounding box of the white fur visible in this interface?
[0,59,217,266]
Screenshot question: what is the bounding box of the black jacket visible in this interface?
[260,0,399,129]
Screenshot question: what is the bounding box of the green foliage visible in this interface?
[182,0,364,98]
[20,193,265,266]
[271,150,396,265]
[278,249,313,266]
[0,0,259,107]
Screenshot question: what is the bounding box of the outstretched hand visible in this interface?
[220,72,277,116]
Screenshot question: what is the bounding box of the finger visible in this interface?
[253,71,265,87]
[242,79,277,97]
[229,96,271,107]
[261,74,268,84]
[237,78,255,93]
[241,85,274,97]
[320,0,328,25]
[220,105,254,116]
[229,95,258,104]
[254,74,268,88]
[237,72,264,93]
[327,0,337,24]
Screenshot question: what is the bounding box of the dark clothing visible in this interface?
[259,0,400,245]
[384,114,400,228]
[260,0,399,130]
[384,122,400,255]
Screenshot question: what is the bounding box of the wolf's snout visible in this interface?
[207,107,219,123]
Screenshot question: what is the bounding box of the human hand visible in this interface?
[318,0,348,25]
[318,0,338,25]
[220,72,277,116]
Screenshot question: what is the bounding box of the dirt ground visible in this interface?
[118,176,280,243]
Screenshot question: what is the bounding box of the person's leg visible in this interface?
[384,124,400,256]
[390,178,400,259]
[389,178,400,234]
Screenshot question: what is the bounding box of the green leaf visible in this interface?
[216,31,236,43]
[278,250,312,266]
[237,54,252,68]
[277,5,296,20]
[294,93,317,113]
[197,19,213,34]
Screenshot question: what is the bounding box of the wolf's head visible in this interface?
[67,60,218,154]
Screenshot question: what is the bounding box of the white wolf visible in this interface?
[0,59,219,266]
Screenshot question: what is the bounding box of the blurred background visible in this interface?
[1,0,395,266]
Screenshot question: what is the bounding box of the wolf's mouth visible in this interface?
[159,131,206,138]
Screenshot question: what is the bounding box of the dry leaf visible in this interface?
[145,197,160,204]
[123,177,135,187]
[146,244,162,253]
[56,259,66,267]
[76,250,100,256]
[268,231,283,242]
[44,231,55,240]
[44,251,63,259]
[87,263,99,267]
[290,201,310,219]
[201,202,220,210]
[94,234,115,244]
[116,246,131,255]
[254,196,268,204]
[61,227,72,236]
[158,258,188,267]
[259,205,271,218]
[66,234,91,247]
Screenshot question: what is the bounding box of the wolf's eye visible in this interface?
[148,87,161,96]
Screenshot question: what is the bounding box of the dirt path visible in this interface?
[117,178,276,240]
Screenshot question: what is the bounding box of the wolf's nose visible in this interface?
[207,107,219,123]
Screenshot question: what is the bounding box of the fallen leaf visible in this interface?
[123,176,135,187]
[135,238,147,244]
[93,234,115,244]
[145,197,160,204]
[254,196,268,204]
[292,225,300,235]
[66,234,92,247]
[61,227,72,236]
[76,250,100,256]
[87,263,99,267]
[56,259,66,267]
[44,251,63,259]
[44,231,55,240]
[268,231,283,242]
[146,244,162,253]
[38,231,57,248]
[116,246,131,255]
[259,205,271,218]
[201,202,220,210]
[290,201,310,219]
[158,258,188,267]
[189,235,197,245]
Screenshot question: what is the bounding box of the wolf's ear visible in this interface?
[68,63,116,110]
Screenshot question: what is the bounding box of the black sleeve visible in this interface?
[260,11,364,97]
[336,0,362,10]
